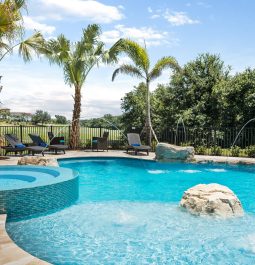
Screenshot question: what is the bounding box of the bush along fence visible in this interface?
[0,125,255,157]
[158,127,255,157]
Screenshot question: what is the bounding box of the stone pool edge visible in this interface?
[0,214,51,265]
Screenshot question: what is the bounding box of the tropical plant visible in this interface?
[0,0,45,62]
[112,39,180,145]
[43,24,122,148]
[230,145,241,157]
[246,145,255,158]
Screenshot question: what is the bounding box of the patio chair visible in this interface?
[127,133,151,155]
[48,132,65,145]
[29,133,68,154]
[91,131,109,151]
[3,134,46,156]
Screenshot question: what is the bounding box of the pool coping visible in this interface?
[0,214,51,265]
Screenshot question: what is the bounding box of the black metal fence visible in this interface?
[158,127,255,157]
[0,125,254,157]
[0,125,125,154]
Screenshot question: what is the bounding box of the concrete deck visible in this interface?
[0,150,255,265]
[0,150,254,166]
[0,215,50,265]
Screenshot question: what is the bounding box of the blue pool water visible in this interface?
[0,166,62,190]
[6,158,255,264]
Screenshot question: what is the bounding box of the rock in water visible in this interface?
[155,143,194,161]
[17,156,58,167]
[180,183,244,218]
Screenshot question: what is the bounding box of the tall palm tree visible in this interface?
[112,39,180,145]
[44,24,122,148]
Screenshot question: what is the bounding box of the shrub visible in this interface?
[195,145,207,155]
[211,145,222,156]
[230,146,241,157]
[246,146,255,158]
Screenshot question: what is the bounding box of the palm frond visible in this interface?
[18,31,45,62]
[112,64,144,81]
[45,34,70,65]
[102,38,125,64]
[119,39,150,72]
[0,40,10,54]
[149,56,181,81]
[81,24,101,52]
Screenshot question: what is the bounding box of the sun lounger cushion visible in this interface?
[15,144,26,148]
[39,142,48,147]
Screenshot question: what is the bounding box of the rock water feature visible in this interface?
[180,183,244,218]
[155,143,195,161]
[17,156,58,167]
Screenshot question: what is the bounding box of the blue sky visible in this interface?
[2,0,255,119]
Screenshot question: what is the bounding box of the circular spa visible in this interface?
[0,166,79,219]
[6,158,255,264]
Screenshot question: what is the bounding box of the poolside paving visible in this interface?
[0,150,254,166]
[0,215,50,265]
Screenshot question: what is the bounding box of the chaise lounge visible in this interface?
[29,133,68,154]
[2,134,47,156]
[127,133,151,155]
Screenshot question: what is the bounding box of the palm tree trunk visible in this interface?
[70,86,81,149]
[141,81,159,146]
[145,80,152,146]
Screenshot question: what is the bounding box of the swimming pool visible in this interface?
[0,166,79,218]
[6,158,255,264]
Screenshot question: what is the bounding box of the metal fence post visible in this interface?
[20,125,23,143]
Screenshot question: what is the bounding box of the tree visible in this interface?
[43,24,122,148]
[0,0,45,62]
[121,83,147,133]
[32,110,51,125]
[168,53,230,128]
[112,39,180,145]
[55,115,67,124]
[214,68,255,127]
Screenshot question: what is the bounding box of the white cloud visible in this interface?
[164,11,200,26]
[39,0,123,23]
[151,14,160,19]
[148,7,153,13]
[101,25,176,47]
[23,16,56,34]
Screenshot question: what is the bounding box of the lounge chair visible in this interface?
[2,134,46,156]
[48,132,65,145]
[127,133,151,155]
[29,133,68,154]
[91,131,109,151]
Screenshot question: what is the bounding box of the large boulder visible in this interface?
[155,143,194,161]
[180,183,244,218]
[17,156,58,167]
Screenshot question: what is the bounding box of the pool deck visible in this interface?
[0,215,50,265]
[0,150,255,265]
[0,150,255,166]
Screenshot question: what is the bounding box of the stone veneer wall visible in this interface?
[0,177,79,219]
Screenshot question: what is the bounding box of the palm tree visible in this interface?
[0,0,45,62]
[112,39,180,146]
[44,24,122,148]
